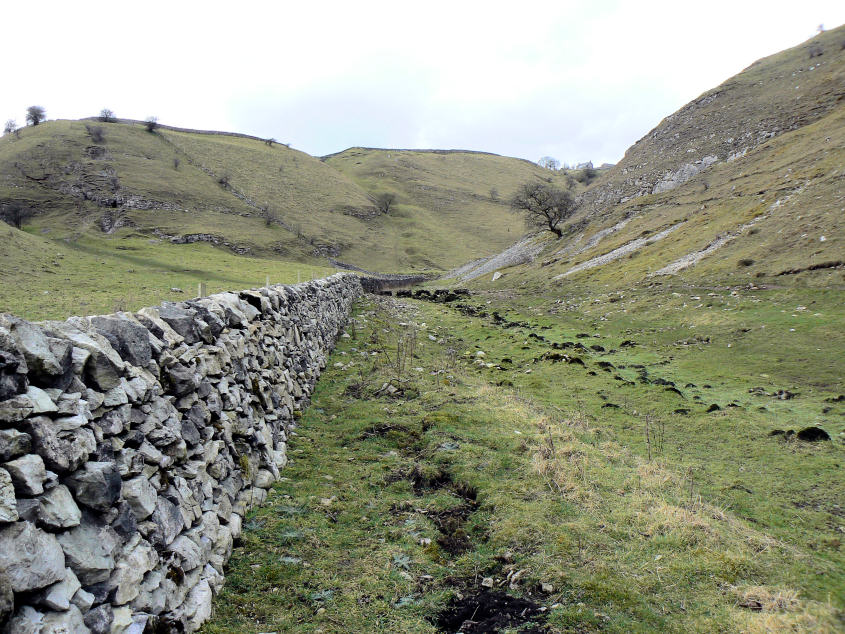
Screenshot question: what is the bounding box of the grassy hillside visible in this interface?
[324,148,576,269]
[0,120,563,298]
[452,25,844,291]
[577,24,845,219]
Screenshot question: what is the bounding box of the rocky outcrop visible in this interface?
[0,274,362,632]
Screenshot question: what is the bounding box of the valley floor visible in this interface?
[202,287,844,633]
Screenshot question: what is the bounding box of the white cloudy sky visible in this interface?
[2,1,843,165]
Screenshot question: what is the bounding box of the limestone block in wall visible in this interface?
[55,515,121,585]
[0,469,17,523]
[0,429,31,462]
[38,484,82,529]
[0,521,66,592]
[4,454,47,496]
[24,415,96,473]
[32,567,81,611]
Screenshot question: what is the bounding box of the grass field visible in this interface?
[0,224,331,321]
[202,292,843,633]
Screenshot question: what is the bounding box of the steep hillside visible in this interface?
[323,147,575,268]
[579,24,845,216]
[454,25,844,289]
[1,122,563,278]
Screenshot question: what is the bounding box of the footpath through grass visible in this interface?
[203,293,843,633]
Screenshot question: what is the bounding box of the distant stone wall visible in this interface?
[0,274,362,633]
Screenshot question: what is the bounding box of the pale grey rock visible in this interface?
[0,429,31,462]
[167,535,204,572]
[4,453,47,495]
[55,393,89,418]
[85,387,105,411]
[184,578,212,632]
[24,416,96,473]
[3,317,61,377]
[150,496,184,547]
[136,307,185,347]
[40,604,90,633]
[137,441,166,466]
[110,605,132,633]
[131,570,166,615]
[64,462,121,511]
[95,404,129,436]
[38,485,81,529]
[25,386,57,414]
[253,468,276,489]
[84,348,123,391]
[71,587,95,611]
[34,567,81,611]
[0,468,17,523]
[71,346,91,374]
[0,393,33,423]
[107,536,158,605]
[122,476,157,521]
[6,605,44,634]
[229,512,242,539]
[0,521,65,592]
[102,381,129,407]
[55,516,121,585]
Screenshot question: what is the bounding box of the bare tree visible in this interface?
[26,106,46,126]
[510,182,577,238]
[99,108,116,123]
[144,116,158,132]
[538,156,560,170]
[261,205,278,227]
[370,192,397,214]
[3,120,16,136]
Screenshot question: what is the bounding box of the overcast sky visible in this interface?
[2,1,843,165]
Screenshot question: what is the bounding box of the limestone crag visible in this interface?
[0,274,362,632]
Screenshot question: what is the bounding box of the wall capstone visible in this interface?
[0,274,362,632]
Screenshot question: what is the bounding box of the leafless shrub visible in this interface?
[85,124,105,143]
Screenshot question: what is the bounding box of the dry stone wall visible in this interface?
[0,274,362,633]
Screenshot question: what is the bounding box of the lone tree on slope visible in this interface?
[3,120,16,136]
[99,108,116,123]
[26,106,46,126]
[371,192,397,214]
[538,156,560,171]
[510,181,577,238]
